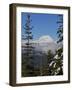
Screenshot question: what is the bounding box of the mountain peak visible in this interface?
[38,35,55,43]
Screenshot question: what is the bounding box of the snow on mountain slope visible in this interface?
[34,35,58,53]
[22,35,59,54]
[38,35,55,43]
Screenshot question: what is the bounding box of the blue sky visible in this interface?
[21,12,63,41]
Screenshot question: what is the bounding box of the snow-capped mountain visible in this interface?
[22,35,59,54]
[34,35,58,53]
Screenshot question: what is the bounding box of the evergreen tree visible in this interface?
[56,15,63,75]
[22,14,35,77]
[57,15,63,43]
[43,50,54,75]
[53,15,63,75]
[47,15,63,75]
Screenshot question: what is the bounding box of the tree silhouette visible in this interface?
[57,15,63,43]
[47,15,63,75]
[22,14,35,77]
[53,15,63,75]
[56,15,63,75]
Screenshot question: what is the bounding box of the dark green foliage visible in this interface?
[44,50,54,75]
[51,48,63,75]
[47,50,54,61]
